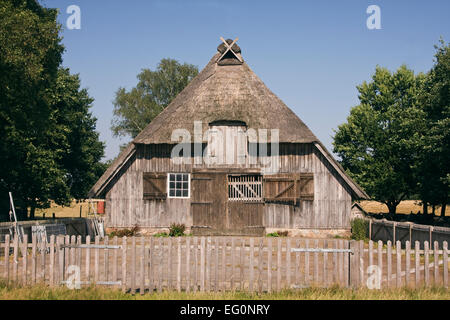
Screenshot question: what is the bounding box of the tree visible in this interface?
[416,40,450,217]
[0,1,106,220]
[111,59,198,139]
[0,0,64,220]
[333,65,425,215]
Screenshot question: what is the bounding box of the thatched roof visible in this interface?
[89,40,368,199]
[133,53,317,144]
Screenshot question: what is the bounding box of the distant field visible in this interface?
[360,200,450,216]
[35,200,98,219]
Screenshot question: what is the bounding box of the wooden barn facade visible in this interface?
[89,39,368,236]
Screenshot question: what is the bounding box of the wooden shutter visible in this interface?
[143,173,167,200]
[299,173,314,200]
[263,173,314,204]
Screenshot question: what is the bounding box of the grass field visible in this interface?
[0,283,448,300]
[360,200,450,216]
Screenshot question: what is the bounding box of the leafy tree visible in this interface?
[111,59,198,139]
[333,66,425,215]
[416,40,450,217]
[0,0,64,220]
[0,1,106,220]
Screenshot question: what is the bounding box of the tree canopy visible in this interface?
[111,59,199,139]
[0,0,106,220]
[333,40,449,216]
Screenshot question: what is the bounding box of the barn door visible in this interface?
[190,172,227,235]
[263,173,314,204]
[227,175,264,236]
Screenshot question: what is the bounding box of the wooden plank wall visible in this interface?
[105,143,353,229]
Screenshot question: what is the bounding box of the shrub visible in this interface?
[266,232,279,237]
[169,223,186,237]
[351,218,369,240]
[108,225,139,238]
[266,231,289,237]
[153,232,169,238]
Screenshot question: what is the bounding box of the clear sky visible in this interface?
[39,0,450,160]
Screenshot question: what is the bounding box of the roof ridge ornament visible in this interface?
[217,37,243,64]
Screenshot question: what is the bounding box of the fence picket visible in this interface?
[186,237,191,292]
[359,240,364,287]
[121,237,127,293]
[323,240,328,287]
[221,237,226,292]
[240,238,245,291]
[141,236,145,294]
[386,241,392,288]
[113,236,118,285]
[104,236,109,283]
[215,237,219,292]
[200,237,205,292]
[405,241,410,287]
[424,241,430,286]
[177,237,182,292]
[305,239,310,286]
[396,241,401,288]
[4,235,10,283]
[249,238,254,292]
[433,241,439,285]
[314,239,319,285]
[22,235,28,286]
[94,236,99,284]
[49,235,55,286]
[415,241,420,288]
[131,236,136,294]
[13,236,18,283]
[277,238,281,291]
[267,238,272,293]
[85,236,91,282]
[377,240,383,289]
[443,241,448,288]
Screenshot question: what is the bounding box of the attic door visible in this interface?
[190,172,227,235]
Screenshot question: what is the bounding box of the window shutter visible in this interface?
[263,173,314,204]
[143,173,167,200]
[299,173,314,200]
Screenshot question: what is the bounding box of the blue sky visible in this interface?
[39,0,450,160]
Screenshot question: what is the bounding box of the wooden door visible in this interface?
[190,172,227,235]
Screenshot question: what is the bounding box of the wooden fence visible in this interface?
[0,236,448,293]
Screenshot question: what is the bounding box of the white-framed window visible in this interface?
[168,173,190,198]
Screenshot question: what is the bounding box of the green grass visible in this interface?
[0,282,447,300]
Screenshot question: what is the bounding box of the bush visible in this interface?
[266,231,289,237]
[108,225,139,238]
[169,223,186,237]
[351,218,369,240]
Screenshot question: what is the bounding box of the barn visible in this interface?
[89,38,368,237]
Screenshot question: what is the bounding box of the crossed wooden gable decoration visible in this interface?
[217,37,243,63]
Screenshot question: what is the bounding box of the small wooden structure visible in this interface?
[89,38,368,236]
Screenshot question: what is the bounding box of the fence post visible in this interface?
[22,234,28,286]
[49,235,55,286]
[200,237,205,292]
[433,241,439,285]
[387,241,392,288]
[396,241,401,288]
[141,236,145,295]
[405,241,411,287]
[415,241,420,288]
[267,237,272,293]
[424,241,430,286]
[377,240,383,289]
[249,238,254,292]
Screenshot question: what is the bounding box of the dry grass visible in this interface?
[35,200,102,219]
[0,283,447,300]
[360,200,450,216]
